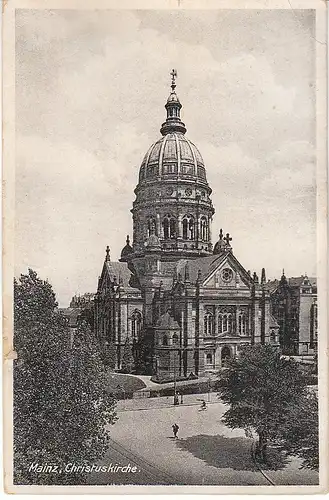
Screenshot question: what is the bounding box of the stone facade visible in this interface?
[94,73,278,379]
[268,273,317,355]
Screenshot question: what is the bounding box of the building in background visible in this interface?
[60,292,95,347]
[268,273,317,355]
[94,72,279,380]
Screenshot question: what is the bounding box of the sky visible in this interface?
[15,9,316,306]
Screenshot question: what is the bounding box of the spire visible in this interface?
[280,269,288,286]
[105,245,110,262]
[160,69,187,136]
[261,267,266,285]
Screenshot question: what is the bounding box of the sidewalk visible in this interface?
[116,392,218,411]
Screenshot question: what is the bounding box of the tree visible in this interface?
[14,269,70,484]
[102,339,117,370]
[218,344,308,463]
[14,269,117,485]
[277,391,318,470]
[121,337,134,373]
[63,320,118,480]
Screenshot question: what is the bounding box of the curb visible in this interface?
[116,400,219,412]
[250,440,276,486]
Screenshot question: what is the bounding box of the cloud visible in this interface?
[15,10,317,304]
[15,127,150,305]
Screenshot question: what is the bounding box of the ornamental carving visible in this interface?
[222,268,234,283]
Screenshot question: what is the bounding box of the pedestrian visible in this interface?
[172,423,179,439]
[180,393,183,404]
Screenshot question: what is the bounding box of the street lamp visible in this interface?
[173,350,179,405]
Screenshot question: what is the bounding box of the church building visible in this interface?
[94,71,279,380]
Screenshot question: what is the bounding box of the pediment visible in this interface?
[202,253,251,290]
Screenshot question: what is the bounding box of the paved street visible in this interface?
[87,394,319,486]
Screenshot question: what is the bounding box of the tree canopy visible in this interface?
[14,269,117,485]
[277,391,318,470]
[217,344,315,465]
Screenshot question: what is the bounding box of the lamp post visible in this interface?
[173,350,178,405]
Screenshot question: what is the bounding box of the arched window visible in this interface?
[228,314,233,333]
[218,315,223,334]
[163,215,176,239]
[170,218,176,239]
[172,333,179,344]
[242,314,247,335]
[182,215,195,240]
[183,219,188,239]
[223,315,228,332]
[163,218,169,239]
[200,217,208,241]
[238,314,247,335]
[206,353,213,364]
[163,335,168,346]
[204,313,213,336]
[131,311,142,339]
[189,218,195,239]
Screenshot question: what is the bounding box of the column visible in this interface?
[196,216,201,247]
[235,306,240,336]
[215,345,221,370]
[178,214,183,238]
[214,306,218,336]
[156,213,161,237]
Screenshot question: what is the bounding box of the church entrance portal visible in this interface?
[221,346,231,362]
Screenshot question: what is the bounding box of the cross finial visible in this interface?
[105,245,110,261]
[219,228,223,240]
[126,235,130,245]
[224,233,232,245]
[170,69,177,91]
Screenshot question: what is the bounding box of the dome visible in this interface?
[120,235,133,261]
[139,132,207,184]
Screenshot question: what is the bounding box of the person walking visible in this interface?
[172,423,179,439]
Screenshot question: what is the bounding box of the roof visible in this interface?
[175,251,252,287]
[120,243,133,258]
[288,276,317,287]
[176,254,226,283]
[104,261,140,292]
[266,276,317,294]
[156,311,180,330]
[138,132,207,184]
[264,279,280,293]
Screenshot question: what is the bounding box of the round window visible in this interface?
[222,268,233,283]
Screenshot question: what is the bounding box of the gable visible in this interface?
[97,260,139,292]
[202,253,252,290]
